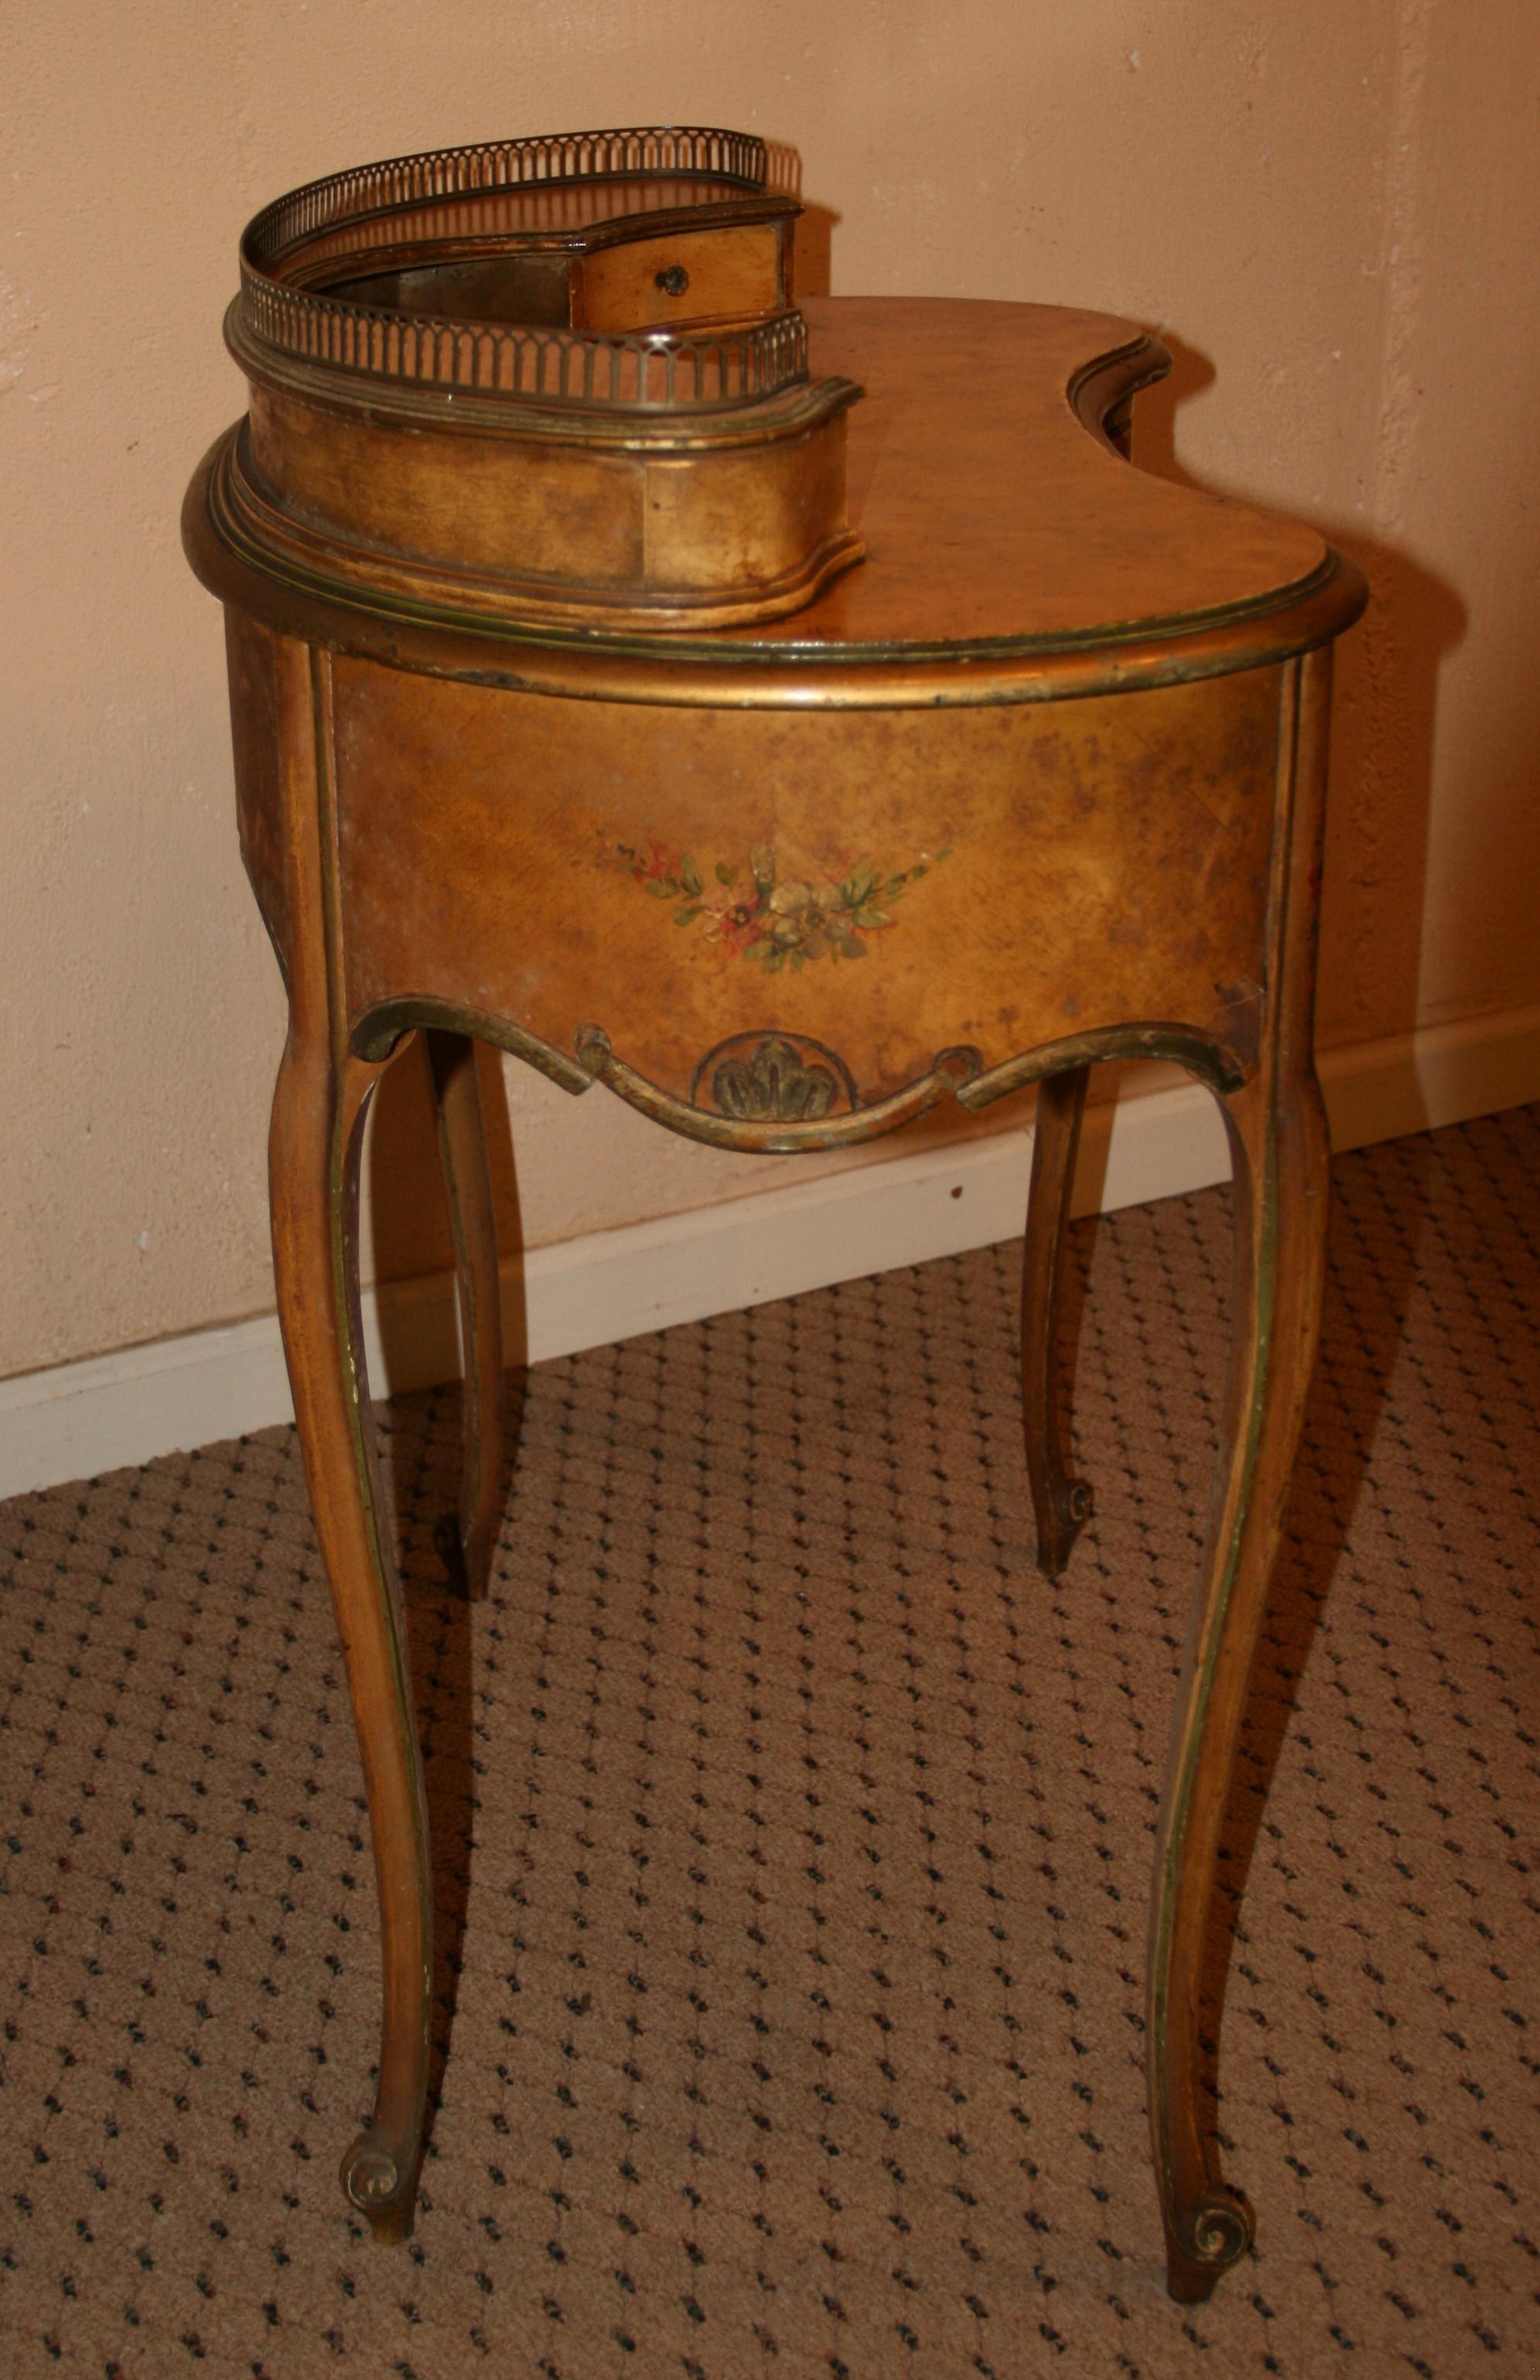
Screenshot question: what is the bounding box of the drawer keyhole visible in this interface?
[654,264,691,297]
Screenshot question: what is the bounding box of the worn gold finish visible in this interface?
[188,133,1365,2297]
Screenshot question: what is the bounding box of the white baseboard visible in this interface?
[3,1002,1537,1502]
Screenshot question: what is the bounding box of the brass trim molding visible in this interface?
[347,998,1249,1155]
[237,127,801,415]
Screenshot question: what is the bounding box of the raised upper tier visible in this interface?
[213,128,864,629]
[191,129,1364,684]
[234,127,821,410]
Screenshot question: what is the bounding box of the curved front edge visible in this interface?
[347,998,1249,1156]
[350,993,595,1091]
[958,1023,1247,1111]
[572,1023,985,1151]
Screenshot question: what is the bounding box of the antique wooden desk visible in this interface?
[185,130,1365,2301]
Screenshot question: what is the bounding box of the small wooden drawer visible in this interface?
[575,224,784,331]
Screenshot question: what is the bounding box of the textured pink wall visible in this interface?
[2,2,1536,1376]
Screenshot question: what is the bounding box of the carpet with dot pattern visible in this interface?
[2,1105,1537,2378]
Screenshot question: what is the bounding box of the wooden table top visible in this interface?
[189,293,1363,705]
[726,296,1331,657]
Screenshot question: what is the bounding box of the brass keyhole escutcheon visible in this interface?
[654,263,690,296]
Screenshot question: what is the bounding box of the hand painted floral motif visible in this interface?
[611,837,952,970]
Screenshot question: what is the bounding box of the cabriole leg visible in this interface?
[1146,645,1335,2300]
[270,1025,433,2245]
[1020,1064,1094,1579]
[265,635,434,2242]
[1146,1060,1330,2300]
[425,1030,505,1600]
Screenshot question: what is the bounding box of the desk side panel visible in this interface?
[330,664,1281,1114]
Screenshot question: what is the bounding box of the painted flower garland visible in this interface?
[613,838,952,971]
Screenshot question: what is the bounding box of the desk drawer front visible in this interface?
[574,224,785,330]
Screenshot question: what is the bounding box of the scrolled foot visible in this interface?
[342,2132,417,2245]
[1036,1475,1094,1581]
[1165,2187,1255,2303]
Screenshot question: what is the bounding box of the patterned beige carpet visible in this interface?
[1,1107,1536,2378]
